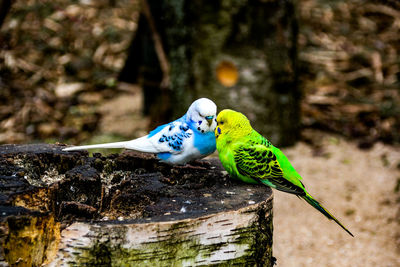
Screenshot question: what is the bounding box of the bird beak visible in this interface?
[206,116,213,126]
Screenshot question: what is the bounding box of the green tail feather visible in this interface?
[302,194,354,237]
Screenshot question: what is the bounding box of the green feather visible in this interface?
[216,109,353,237]
[303,194,354,237]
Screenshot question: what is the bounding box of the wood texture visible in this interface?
[0,144,274,266]
[51,198,272,266]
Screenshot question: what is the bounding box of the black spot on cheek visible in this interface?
[201,130,204,133]
[197,127,201,130]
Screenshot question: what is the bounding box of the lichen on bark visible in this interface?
[0,144,274,266]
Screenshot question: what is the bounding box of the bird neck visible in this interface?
[217,127,253,150]
[230,126,253,140]
[184,110,195,123]
[181,113,190,123]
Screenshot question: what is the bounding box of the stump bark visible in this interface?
[0,144,273,266]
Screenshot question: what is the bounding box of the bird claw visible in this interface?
[174,162,208,171]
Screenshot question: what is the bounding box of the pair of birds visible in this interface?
[64,98,353,236]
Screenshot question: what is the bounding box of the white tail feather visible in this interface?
[123,136,159,153]
[63,141,129,151]
[63,135,160,153]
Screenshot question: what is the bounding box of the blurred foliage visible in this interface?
[0,0,139,144]
[0,0,399,147]
[299,0,400,147]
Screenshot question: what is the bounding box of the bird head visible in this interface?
[186,98,217,133]
[215,109,252,140]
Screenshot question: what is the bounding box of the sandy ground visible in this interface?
[273,134,400,267]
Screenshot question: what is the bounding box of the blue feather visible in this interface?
[192,126,216,155]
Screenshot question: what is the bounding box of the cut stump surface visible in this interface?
[0,144,273,266]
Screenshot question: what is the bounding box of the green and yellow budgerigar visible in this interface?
[215,109,353,237]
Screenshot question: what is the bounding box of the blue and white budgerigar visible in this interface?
[63,98,217,165]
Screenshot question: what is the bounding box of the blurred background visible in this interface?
[0,0,399,148]
[1,0,400,266]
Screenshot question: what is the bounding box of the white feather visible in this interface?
[63,135,158,153]
[62,97,217,165]
[63,121,192,154]
[62,141,128,151]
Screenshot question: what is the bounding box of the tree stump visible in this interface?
[0,144,273,266]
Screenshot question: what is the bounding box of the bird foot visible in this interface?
[189,160,212,168]
[174,161,209,171]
